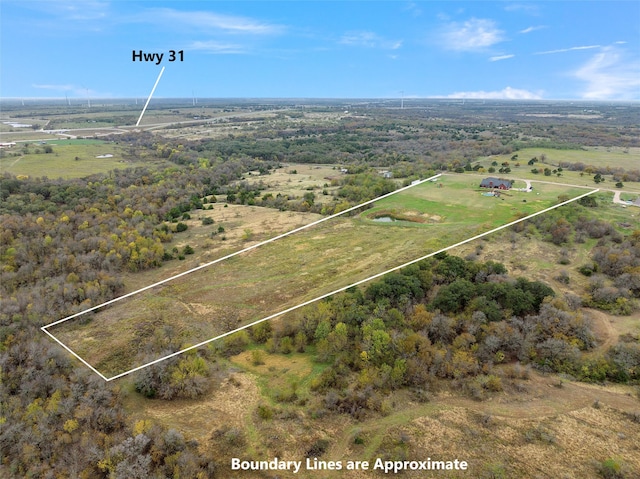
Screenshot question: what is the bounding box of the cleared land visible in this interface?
[501,146,640,171]
[48,176,591,377]
[0,139,156,178]
[242,164,342,198]
[479,147,640,195]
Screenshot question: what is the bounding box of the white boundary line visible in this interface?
[42,174,441,330]
[44,180,598,380]
[41,328,109,381]
[136,66,165,127]
[101,188,598,381]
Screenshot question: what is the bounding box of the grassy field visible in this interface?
[475,168,640,196]
[243,163,342,198]
[487,147,640,171]
[477,147,640,195]
[49,176,592,377]
[0,139,154,178]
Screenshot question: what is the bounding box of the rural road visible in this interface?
[7,108,288,142]
[611,190,637,206]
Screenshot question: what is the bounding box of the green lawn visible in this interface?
[0,140,151,178]
[488,147,640,171]
[476,147,640,194]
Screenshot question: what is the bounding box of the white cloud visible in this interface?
[519,25,546,34]
[57,0,109,20]
[438,87,543,100]
[32,84,76,91]
[188,41,246,54]
[13,0,112,31]
[504,3,540,15]
[574,46,640,100]
[403,2,422,17]
[27,0,110,21]
[340,31,402,50]
[140,8,284,35]
[489,54,515,61]
[535,45,601,55]
[440,18,504,51]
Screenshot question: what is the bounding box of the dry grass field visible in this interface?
[49,176,590,377]
[121,346,640,479]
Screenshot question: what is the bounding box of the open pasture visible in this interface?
[506,147,640,171]
[48,175,590,377]
[480,148,640,192]
[243,163,342,198]
[0,139,150,178]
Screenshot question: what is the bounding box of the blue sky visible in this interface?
[2,1,639,100]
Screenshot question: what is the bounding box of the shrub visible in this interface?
[483,375,503,392]
[274,387,297,403]
[212,426,245,448]
[222,330,250,356]
[578,196,598,207]
[579,264,596,276]
[251,350,265,366]
[256,404,274,420]
[279,336,294,354]
[175,222,188,232]
[555,270,570,284]
[250,321,272,343]
[598,458,625,479]
[202,217,214,225]
[305,438,330,458]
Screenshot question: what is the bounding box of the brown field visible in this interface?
[243,163,343,198]
[123,347,640,479]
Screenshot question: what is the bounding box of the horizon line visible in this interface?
[2,96,639,103]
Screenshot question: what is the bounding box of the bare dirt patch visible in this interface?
[585,308,619,353]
